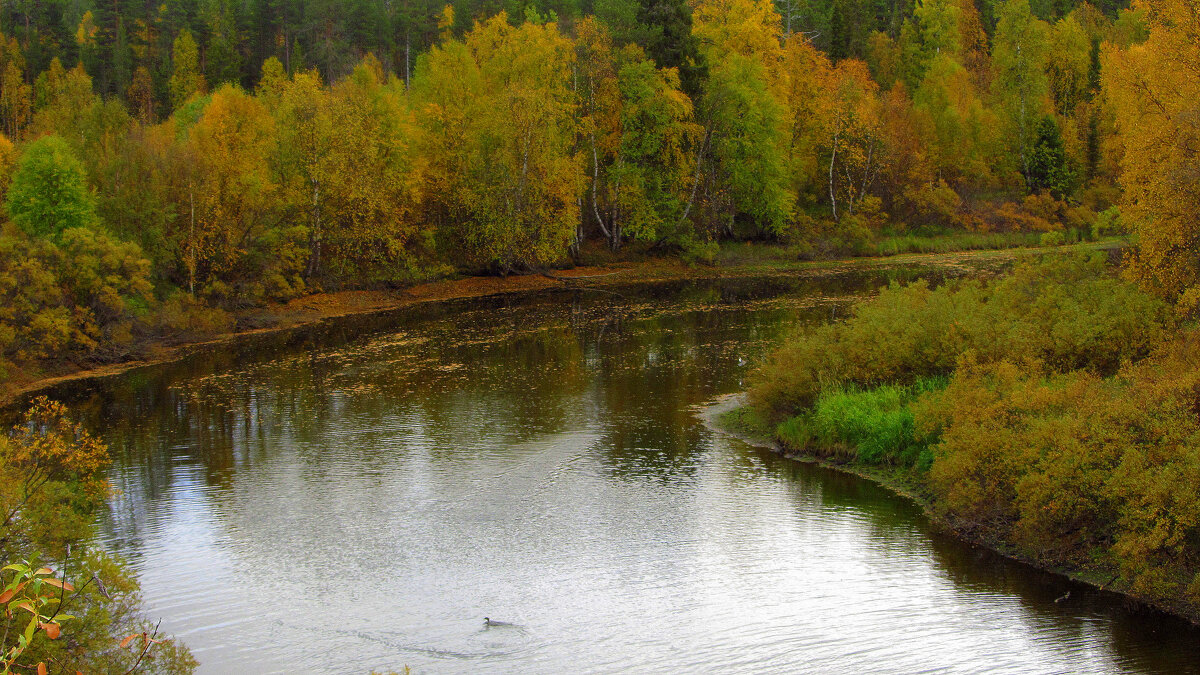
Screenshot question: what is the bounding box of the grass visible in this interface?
[777,377,948,471]
[716,229,1126,270]
[871,231,1046,256]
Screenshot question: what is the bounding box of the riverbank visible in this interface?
[699,394,1192,623]
[0,238,1120,408]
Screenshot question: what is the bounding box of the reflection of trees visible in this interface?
[44,267,1199,670]
[924,519,1200,673]
[716,437,1200,673]
[63,272,910,568]
[589,304,803,481]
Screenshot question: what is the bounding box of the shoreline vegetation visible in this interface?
[704,395,1149,614]
[1,0,1199,666]
[740,252,1200,625]
[0,237,1118,408]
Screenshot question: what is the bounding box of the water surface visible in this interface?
[43,272,1200,673]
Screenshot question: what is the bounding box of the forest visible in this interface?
[0,0,1184,384]
[5,0,1200,667]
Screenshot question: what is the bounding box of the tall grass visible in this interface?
[776,377,947,470]
[870,231,1046,256]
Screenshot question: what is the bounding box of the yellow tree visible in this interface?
[169,29,206,110]
[1104,0,1200,302]
[184,85,292,301]
[128,66,157,123]
[29,64,97,139]
[818,59,885,221]
[0,37,30,138]
[322,56,426,281]
[268,64,336,278]
[783,35,833,208]
[576,18,623,250]
[414,15,581,273]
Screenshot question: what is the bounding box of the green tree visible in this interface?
[7,136,98,238]
[992,0,1050,188]
[638,0,705,96]
[169,29,206,109]
[1027,115,1074,197]
[693,0,795,238]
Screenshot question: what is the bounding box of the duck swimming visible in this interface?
[483,617,514,627]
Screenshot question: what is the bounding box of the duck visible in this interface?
[483,617,514,627]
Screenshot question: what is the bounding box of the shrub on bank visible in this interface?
[751,253,1171,416]
[751,254,1200,617]
[915,339,1200,606]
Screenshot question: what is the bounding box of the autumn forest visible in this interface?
[0,0,1188,378]
[5,0,1200,671]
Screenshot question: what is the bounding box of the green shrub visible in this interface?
[752,253,1172,416]
[777,377,945,470]
[1040,230,1066,247]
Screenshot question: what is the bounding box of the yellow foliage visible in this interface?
[1104,0,1200,298]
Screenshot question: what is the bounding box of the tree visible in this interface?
[169,29,206,109]
[819,59,884,220]
[913,52,998,190]
[29,64,98,139]
[576,19,699,250]
[183,84,297,302]
[693,0,794,238]
[128,66,157,123]
[1045,13,1090,115]
[413,15,581,273]
[638,0,705,96]
[320,57,426,281]
[0,398,197,674]
[7,136,98,238]
[269,65,336,277]
[0,38,30,137]
[203,0,244,87]
[1104,0,1200,302]
[1027,114,1074,197]
[992,0,1050,188]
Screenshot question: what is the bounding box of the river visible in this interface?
[41,270,1200,674]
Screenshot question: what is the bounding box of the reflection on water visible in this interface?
[33,271,1200,674]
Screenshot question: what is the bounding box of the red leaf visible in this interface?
[37,663,47,675]
[0,588,14,603]
[40,622,61,639]
[120,633,141,649]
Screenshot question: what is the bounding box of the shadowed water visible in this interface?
[36,271,1200,674]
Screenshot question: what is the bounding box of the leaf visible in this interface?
[40,622,61,639]
[120,633,141,649]
[14,602,35,614]
[41,578,75,592]
[37,662,47,675]
[0,588,14,603]
[34,568,53,577]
